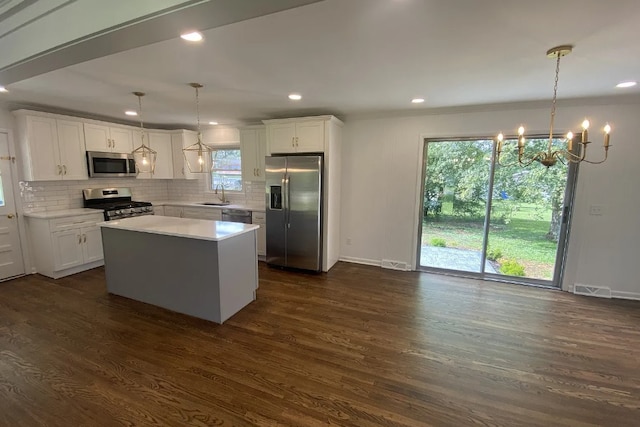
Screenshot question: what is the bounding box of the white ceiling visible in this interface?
[4,0,640,127]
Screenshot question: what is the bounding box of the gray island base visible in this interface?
[100,216,259,324]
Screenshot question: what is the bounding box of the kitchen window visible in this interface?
[210,147,242,192]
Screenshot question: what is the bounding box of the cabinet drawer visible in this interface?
[50,214,103,231]
[183,207,222,220]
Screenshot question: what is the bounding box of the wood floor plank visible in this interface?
[1,262,639,426]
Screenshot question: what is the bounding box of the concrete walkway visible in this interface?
[420,245,497,273]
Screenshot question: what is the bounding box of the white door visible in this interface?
[240,129,258,180]
[81,226,104,263]
[268,123,296,153]
[83,123,110,151]
[0,132,25,280]
[295,121,324,152]
[28,116,62,181]
[149,132,174,179]
[56,120,88,180]
[110,127,133,153]
[51,229,84,270]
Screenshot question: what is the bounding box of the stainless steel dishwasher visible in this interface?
[221,209,252,224]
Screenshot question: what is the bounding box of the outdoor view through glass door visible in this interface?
[419,137,575,286]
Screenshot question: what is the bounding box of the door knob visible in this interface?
[7,214,14,219]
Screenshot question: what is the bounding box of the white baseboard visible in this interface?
[610,290,640,301]
[339,256,381,267]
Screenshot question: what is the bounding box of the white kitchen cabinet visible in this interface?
[252,211,266,256]
[183,206,222,220]
[163,206,184,218]
[26,212,104,279]
[14,112,88,181]
[240,126,266,181]
[171,130,199,179]
[265,119,324,154]
[84,123,134,153]
[136,131,174,179]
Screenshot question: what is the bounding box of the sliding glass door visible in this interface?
[418,137,576,287]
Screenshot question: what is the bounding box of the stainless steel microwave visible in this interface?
[87,151,137,178]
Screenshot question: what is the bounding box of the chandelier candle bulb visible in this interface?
[604,124,611,147]
[567,132,574,152]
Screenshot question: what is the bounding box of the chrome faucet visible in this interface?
[215,183,228,203]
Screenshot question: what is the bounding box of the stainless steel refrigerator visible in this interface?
[265,154,323,271]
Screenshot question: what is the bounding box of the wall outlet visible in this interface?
[589,205,605,216]
[346,237,352,245]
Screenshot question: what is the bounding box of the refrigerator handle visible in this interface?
[285,174,291,228]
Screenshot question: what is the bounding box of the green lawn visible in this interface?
[423,204,558,279]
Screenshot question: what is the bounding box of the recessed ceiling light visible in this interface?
[288,93,302,100]
[411,98,425,104]
[209,121,218,125]
[125,110,138,116]
[0,86,8,93]
[180,31,203,42]
[616,81,637,88]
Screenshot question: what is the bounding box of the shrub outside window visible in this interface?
[211,148,242,192]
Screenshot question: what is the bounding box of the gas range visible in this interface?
[83,187,154,221]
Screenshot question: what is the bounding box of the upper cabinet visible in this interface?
[240,125,266,182]
[14,112,88,181]
[136,131,174,179]
[171,130,199,180]
[264,117,327,154]
[84,123,134,153]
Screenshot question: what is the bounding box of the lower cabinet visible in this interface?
[252,211,266,256]
[161,205,222,221]
[27,213,104,279]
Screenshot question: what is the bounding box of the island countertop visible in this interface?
[99,215,260,242]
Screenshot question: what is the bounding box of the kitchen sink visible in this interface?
[199,202,231,206]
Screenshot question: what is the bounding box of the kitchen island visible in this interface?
[99,215,259,324]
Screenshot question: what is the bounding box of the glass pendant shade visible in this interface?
[182,83,212,173]
[131,91,157,173]
[183,132,211,173]
[132,132,157,174]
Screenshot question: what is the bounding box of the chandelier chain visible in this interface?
[548,53,561,149]
[195,85,201,134]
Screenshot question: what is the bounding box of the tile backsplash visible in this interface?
[20,179,170,213]
[20,178,266,212]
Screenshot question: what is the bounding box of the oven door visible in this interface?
[87,151,137,177]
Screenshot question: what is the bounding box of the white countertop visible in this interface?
[99,215,260,242]
[153,200,266,212]
[23,208,103,219]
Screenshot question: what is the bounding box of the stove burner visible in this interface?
[82,187,154,221]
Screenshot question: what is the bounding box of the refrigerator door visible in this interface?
[286,155,322,271]
[265,156,287,267]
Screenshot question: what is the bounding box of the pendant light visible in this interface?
[131,91,157,173]
[183,83,212,173]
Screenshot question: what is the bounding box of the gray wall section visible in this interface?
[101,228,257,323]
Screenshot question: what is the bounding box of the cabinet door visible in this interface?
[268,122,296,154]
[56,119,88,180]
[171,131,198,180]
[26,116,62,181]
[252,212,266,256]
[149,132,174,179]
[110,127,133,153]
[84,123,110,151]
[295,120,324,152]
[240,129,258,181]
[52,229,84,270]
[81,226,103,263]
[255,128,267,180]
[163,206,183,218]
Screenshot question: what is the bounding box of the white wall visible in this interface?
[340,98,640,297]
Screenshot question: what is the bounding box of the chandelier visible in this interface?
[182,82,212,173]
[131,91,157,173]
[496,45,611,168]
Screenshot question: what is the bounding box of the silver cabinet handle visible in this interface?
[78,235,82,244]
[57,165,62,175]
[296,136,299,147]
[83,234,87,243]
[63,165,67,175]
[292,136,295,147]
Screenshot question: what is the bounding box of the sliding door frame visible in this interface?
[416,134,579,288]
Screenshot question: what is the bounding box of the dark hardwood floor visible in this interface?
[1,262,639,426]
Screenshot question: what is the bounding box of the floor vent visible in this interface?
[381,260,410,271]
[573,284,611,298]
